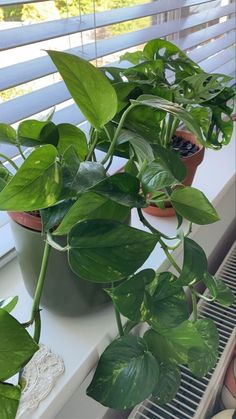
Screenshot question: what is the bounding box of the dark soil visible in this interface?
[172,135,199,158]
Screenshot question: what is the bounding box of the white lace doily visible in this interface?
[17,344,65,418]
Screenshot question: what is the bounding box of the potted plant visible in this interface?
[0,50,234,418]
[99,38,235,215]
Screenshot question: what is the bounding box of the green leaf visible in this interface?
[123,60,165,85]
[0,124,16,145]
[155,145,186,181]
[178,238,208,285]
[176,73,231,104]
[113,82,138,112]
[57,123,88,160]
[141,161,175,193]
[152,363,181,405]
[0,297,18,313]
[92,173,146,208]
[86,335,159,409]
[54,192,130,236]
[117,129,154,164]
[0,166,12,192]
[203,272,234,306]
[106,269,156,322]
[17,120,59,147]
[0,383,21,419]
[188,107,211,138]
[171,186,219,224]
[0,309,38,381]
[124,158,138,177]
[100,66,124,83]
[144,319,219,376]
[0,145,61,211]
[148,272,189,330]
[68,220,158,283]
[205,86,235,147]
[133,95,205,145]
[40,199,75,232]
[187,318,219,377]
[143,39,201,81]
[120,50,144,65]
[47,50,118,129]
[70,162,106,194]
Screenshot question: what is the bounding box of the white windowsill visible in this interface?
[0,136,235,419]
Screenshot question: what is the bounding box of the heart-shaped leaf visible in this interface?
[0,383,21,419]
[68,220,158,282]
[0,145,61,211]
[18,120,59,147]
[171,186,219,224]
[40,199,75,232]
[144,318,219,377]
[178,238,208,285]
[47,50,118,129]
[117,129,154,164]
[92,173,146,208]
[0,309,38,381]
[71,161,106,194]
[152,363,181,405]
[203,272,234,307]
[57,123,88,160]
[107,269,156,322]
[0,124,16,145]
[187,318,219,377]
[0,297,18,313]
[54,192,130,236]
[87,335,159,409]
[148,272,189,330]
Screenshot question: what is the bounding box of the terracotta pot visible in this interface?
[8,211,111,316]
[143,130,205,217]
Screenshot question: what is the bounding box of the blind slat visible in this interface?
[1,15,235,92]
[0,2,234,51]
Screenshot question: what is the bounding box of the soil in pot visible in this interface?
[9,213,111,317]
[143,130,205,217]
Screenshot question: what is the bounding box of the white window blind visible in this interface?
[0,0,235,259]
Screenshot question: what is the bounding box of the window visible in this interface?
[0,0,235,258]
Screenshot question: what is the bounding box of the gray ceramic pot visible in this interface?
[10,218,111,316]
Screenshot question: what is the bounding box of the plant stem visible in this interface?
[114,306,124,337]
[17,145,26,161]
[190,289,198,322]
[31,241,51,343]
[86,131,98,161]
[159,238,182,275]
[137,208,177,240]
[165,114,174,147]
[123,320,138,335]
[101,103,138,165]
[0,153,18,171]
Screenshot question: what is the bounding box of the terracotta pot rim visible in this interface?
[8,211,42,232]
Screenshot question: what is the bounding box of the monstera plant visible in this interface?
[99,38,235,152]
[0,49,234,417]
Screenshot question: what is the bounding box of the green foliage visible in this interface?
[68,220,158,282]
[87,335,159,409]
[0,309,38,381]
[0,383,21,419]
[0,145,61,211]
[171,186,220,224]
[0,42,234,415]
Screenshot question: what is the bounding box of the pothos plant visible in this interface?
[0,49,234,417]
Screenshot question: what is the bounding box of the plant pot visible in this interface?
[143,130,205,217]
[8,212,111,316]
